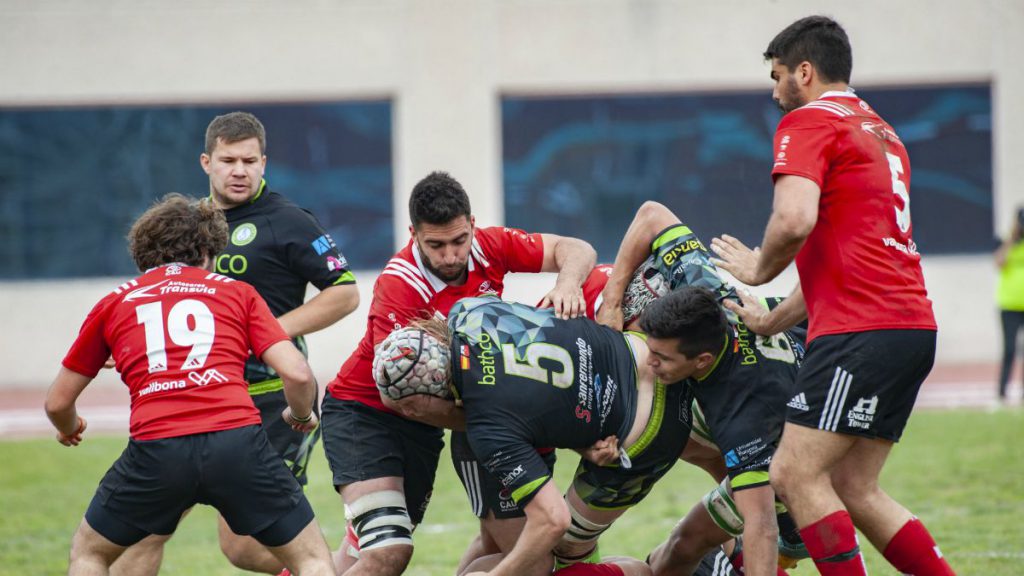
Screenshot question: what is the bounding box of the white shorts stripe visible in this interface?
[459,461,482,517]
[832,371,853,431]
[819,366,844,429]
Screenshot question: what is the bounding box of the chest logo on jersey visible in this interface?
[733,324,757,366]
[231,223,258,246]
[475,332,497,386]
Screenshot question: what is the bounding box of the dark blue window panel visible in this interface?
[502,84,992,260]
[0,101,393,279]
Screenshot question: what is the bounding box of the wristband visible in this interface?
[290,411,313,424]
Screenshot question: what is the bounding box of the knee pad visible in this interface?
[555,501,612,566]
[346,490,414,551]
[701,478,744,537]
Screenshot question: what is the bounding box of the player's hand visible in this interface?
[711,235,763,286]
[103,356,116,370]
[282,407,319,433]
[579,435,620,467]
[723,289,772,334]
[539,284,586,320]
[56,416,87,446]
[595,300,624,331]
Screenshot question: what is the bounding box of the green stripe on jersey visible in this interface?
[651,225,694,252]
[333,270,356,285]
[732,470,770,490]
[248,378,284,395]
[512,476,549,504]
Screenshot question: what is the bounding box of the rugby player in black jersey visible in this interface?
[641,287,801,576]
[373,296,694,576]
[112,111,360,576]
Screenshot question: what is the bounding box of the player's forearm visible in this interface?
[756,285,807,336]
[602,202,676,306]
[489,516,562,576]
[751,212,807,285]
[549,238,597,286]
[45,402,80,437]
[277,284,360,338]
[383,395,466,431]
[262,342,317,418]
[44,368,91,435]
[735,487,779,576]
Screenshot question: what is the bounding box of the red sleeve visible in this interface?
[477,226,545,274]
[244,285,290,358]
[62,296,114,379]
[770,111,836,187]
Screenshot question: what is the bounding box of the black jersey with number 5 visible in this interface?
[448,297,639,506]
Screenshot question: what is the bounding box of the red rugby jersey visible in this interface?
[771,91,936,342]
[62,264,288,440]
[328,227,546,412]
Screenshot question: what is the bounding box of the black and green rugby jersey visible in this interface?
[448,297,639,506]
[217,180,356,385]
[688,322,805,490]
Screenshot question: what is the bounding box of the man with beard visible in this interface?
[321,171,596,576]
[711,16,953,576]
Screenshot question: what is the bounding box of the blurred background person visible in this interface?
[994,205,1024,403]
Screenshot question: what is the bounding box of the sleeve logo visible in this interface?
[311,234,336,255]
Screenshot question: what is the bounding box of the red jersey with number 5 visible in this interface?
[328,227,546,412]
[771,91,936,342]
[62,264,289,440]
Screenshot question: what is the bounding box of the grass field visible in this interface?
[1,408,1020,575]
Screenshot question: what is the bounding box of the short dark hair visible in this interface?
[408,171,472,228]
[764,15,852,84]
[128,193,228,271]
[205,111,266,154]
[639,286,727,358]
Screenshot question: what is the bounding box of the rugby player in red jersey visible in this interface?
[45,194,334,576]
[712,16,953,576]
[319,171,596,576]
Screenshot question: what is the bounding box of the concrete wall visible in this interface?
[2,0,1020,387]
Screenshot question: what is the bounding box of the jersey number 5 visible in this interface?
[136,299,216,374]
[886,152,911,234]
[502,342,574,389]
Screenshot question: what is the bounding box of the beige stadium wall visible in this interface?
[1,0,1022,389]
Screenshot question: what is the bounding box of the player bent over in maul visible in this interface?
[373,296,697,576]
[45,194,334,576]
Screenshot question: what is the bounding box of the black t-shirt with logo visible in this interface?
[218,181,355,383]
[448,297,638,507]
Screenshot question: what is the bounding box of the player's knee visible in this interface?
[554,503,612,565]
[347,490,415,572]
[831,471,880,505]
[217,531,256,569]
[70,524,122,569]
[356,545,414,576]
[768,455,800,500]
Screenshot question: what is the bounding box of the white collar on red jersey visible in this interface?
[819,88,857,99]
